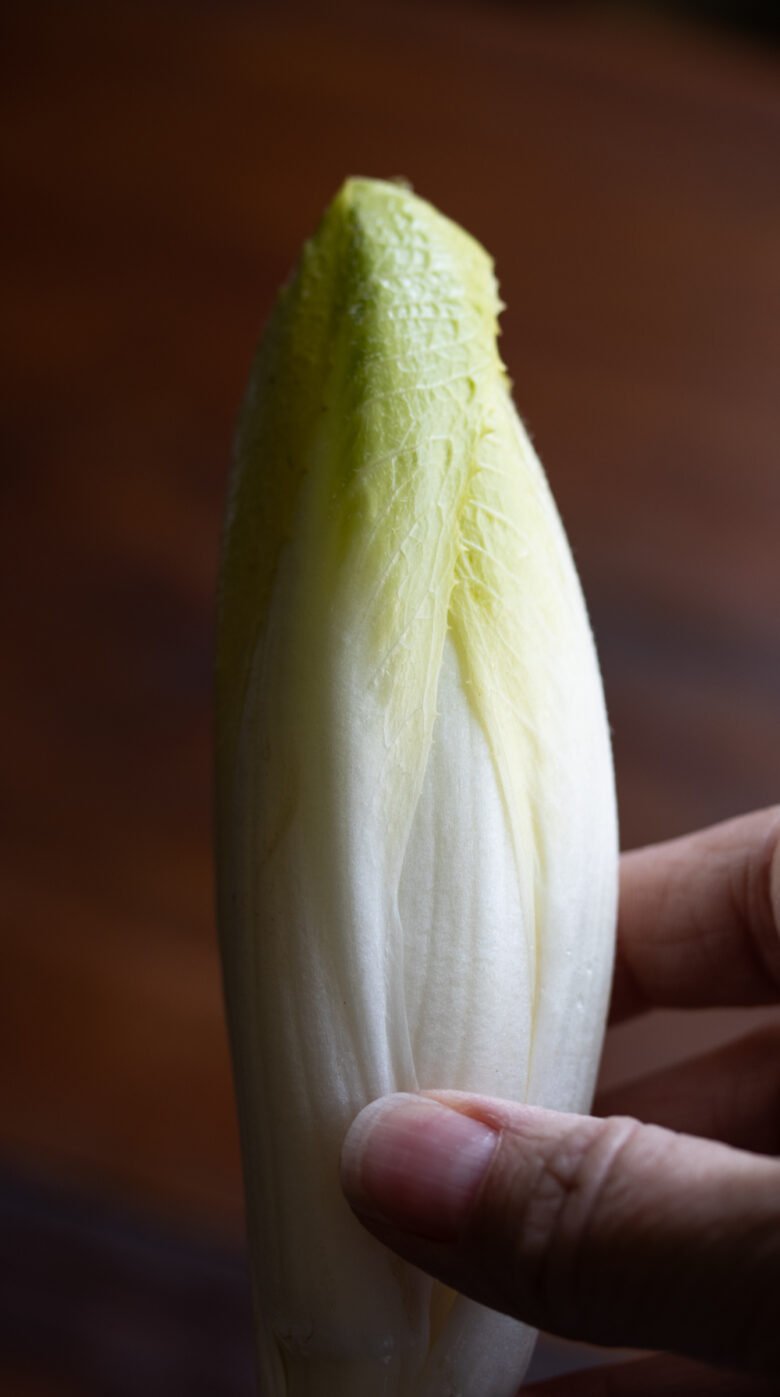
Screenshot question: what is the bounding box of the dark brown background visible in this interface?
[2,2,779,1392]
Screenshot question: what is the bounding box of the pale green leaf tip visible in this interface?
[217,176,507,770]
[322,174,504,357]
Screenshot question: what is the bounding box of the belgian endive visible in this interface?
[216,178,618,1397]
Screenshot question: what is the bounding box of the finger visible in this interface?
[611,807,780,1023]
[595,1025,780,1155]
[341,1092,780,1376]
[522,1352,775,1394]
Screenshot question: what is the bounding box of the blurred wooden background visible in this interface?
[2,1,779,1392]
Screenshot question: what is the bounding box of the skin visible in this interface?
[341,807,780,1392]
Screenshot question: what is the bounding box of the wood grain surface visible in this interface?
[2,2,779,1392]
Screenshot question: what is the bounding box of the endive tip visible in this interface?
[218,175,506,780]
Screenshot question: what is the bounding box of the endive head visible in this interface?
[217,178,617,1397]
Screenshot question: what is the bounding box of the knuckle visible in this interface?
[736,811,780,997]
[720,1025,780,1154]
[508,1114,648,1332]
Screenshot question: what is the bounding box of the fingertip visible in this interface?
[341,1092,499,1242]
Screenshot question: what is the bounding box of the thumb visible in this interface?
[340,1091,780,1376]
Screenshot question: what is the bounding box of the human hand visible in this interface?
[340,809,780,1392]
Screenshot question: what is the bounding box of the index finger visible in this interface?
[610,807,780,1023]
